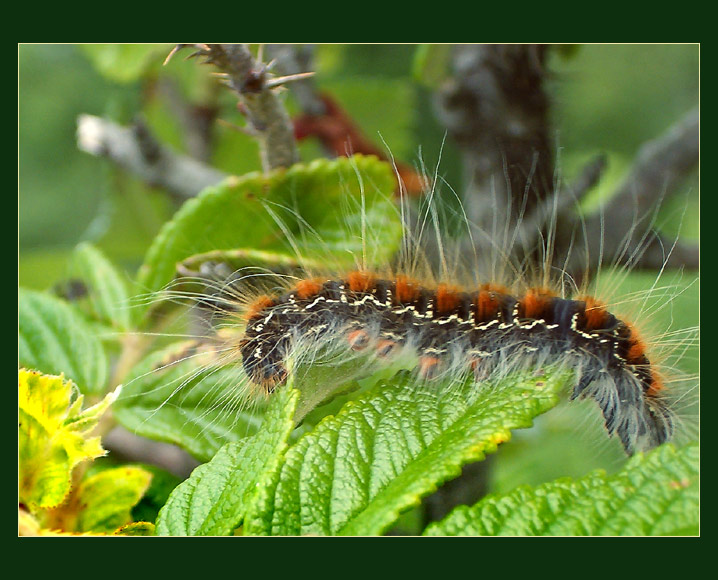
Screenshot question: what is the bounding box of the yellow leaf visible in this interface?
[18,369,121,510]
[74,467,153,533]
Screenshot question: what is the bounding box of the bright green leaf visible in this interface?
[424,443,699,536]
[18,369,120,509]
[19,288,108,395]
[244,369,567,536]
[113,341,267,461]
[136,155,401,297]
[67,242,134,331]
[155,387,298,536]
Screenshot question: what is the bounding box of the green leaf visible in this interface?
[67,242,134,331]
[424,443,699,536]
[19,288,108,395]
[155,387,298,536]
[136,155,401,297]
[113,341,267,461]
[244,369,567,536]
[18,369,120,509]
[80,44,172,83]
[73,466,153,533]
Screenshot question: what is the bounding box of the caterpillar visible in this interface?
[138,141,697,464]
[146,152,695,461]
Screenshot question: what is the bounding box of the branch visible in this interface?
[610,107,698,216]
[432,44,554,270]
[178,44,300,172]
[104,427,200,478]
[156,77,219,163]
[577,107,699,272]
[77,114,228,199]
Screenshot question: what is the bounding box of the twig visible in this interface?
[156,77,219,163]
[434,45,698,275]
[76,114,228,199]
[103,427,200,478]
[576,107,699,272]
[177,44,300,172]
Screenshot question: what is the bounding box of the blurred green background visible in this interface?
[18,44,699,496]
[19,44,699,290]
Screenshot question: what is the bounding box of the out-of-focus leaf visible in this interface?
[412,44,453,89]
[115,521,156,536]
[67,242,134,331]
[80,44,172,83]
[320,79,416,161]
[19,288,108,395]
[70,466,153,533]
[130,465,182,525]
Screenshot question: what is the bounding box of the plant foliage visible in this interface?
[18,45,699,536]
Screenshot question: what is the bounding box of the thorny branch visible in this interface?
[170,44,300,172]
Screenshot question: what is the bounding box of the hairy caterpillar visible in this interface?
[139,149,696,460]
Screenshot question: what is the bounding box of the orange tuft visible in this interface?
[394,275,420,303]
[435,284,462,314]
[646,373,665,397]
[294,279,323,300]
[476,290,501,321]
[347,271,376,293]
[244,296,275,321]
[623,322,647,363]
[376,339,397,358]
[480,283,509,294]
[627,337,646,363]
[580,295,609,330]
[520,288,552,319]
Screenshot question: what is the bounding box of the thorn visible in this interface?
[163,44,186,66]
[264,71,316,90]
